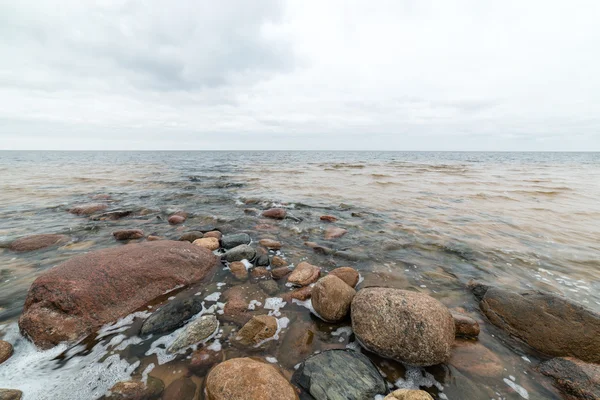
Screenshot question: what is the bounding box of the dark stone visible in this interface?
[140,297,203,336]
[178,231,204,243]
[223,244,256,262]
[113,229,144,241]
[161,377,197,400]
[540,357,600,400]
[292,349,388,400]
[256,254,270,266]
[221,233,251,250]
[193,225,217,233]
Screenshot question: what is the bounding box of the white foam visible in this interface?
[357,273,364,286]
[248,300,262,310]
[394,365,444,392]
[207,339,222,352]
[291,298,325,320]
[204,292,221,302]
[264,297,286,317]
[331,326,352,337]
[241,259,253,269]
[521,355,531,363]
[265,356,278,363]
[504,378,529,399]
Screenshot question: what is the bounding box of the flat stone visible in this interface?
[221,233,251,250]
[69,203,108,216]
[384,389,434,400]
[113,229,144,241]
[311,275,355,322]
[103,377,164,400]
[449,340,503,378]
[259,239,282,250]
[451,312,480,338]
[193,237,220,251]
[178,231,204,242]
[233,315,278,348]
[329,267,360,288]
[140,297,203,336]
[261,208,287,219]
[224,244,256,262]
[9,234,69,252]
[320,215,337,222]
[229,261,249,281]
[324,227,347,240]
[288,262,321,286]
[539,357,600,400]
[167,314,219,353]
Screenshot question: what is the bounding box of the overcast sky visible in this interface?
[1,0,599,150]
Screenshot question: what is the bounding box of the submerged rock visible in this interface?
[351,288,455,366]
[473,285,600,363]
[103,377,164,400]
[292,349,388,400]
[189,347,224,376]
[161,377,196,400]
[288,262,321,286]
[271,256,288,268]
[178,231,204,242]
[256,254,270,266]
[319,215,337,222]
[224,244,256,262]
[259,279,279,295]
[221,233,251,249]
[206,358,297,400]
[259,239,282,250]
[140,297,203,336]
[0,390,22,400]
[229,261,249,281]
[449,340,503,378]
[168,215,186,225]
[233,315,278,348]
[19,241,218,349]
[384,389,433,400]
[250,267,271,281]
[193,237,220,251]
[0,340,13,364]
[539,357,600,400]
[9,234,69,252]
[451,312,480,339]
[282,286,312,302]
[324,226,347,240]
[329,267,360,288]
[167,314,219,353]
[221,287,252,325]
[69,203,108,216]
[112,229,144,241]
[311,275,355,322]
[272,266,291,280]
[261,208,287,219]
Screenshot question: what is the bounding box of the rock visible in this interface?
[539,357,600,400]
[292,349,387,400]
[311,275,355,322]
[167,314,219,353]
[329,267,359,288]
[351,288,455,366]
[194,225,217,233]
[250,267,271,281]
[271,256,288,268]
[233,315,278,348]
[168,214,186,225]
[259,280,280,296]
[324,227,347,240]
[222,287,252,325]
[69,203,108,216]
[205,358,297,400]
[178,231,204,242]
[161,377,196,400]
[384,389,434,400]
[304,241,334,255]
[0,390,22,400]
[140,297,203,336]
[113,229,144,241]
[451,312,480,338]
[229,261,249,281]
[103,377,164,400]
[259,239,282,250]
[0,341,13,364]
[9,234,69,252]
[221,233,251,250]
[146,235,163,241]
[19,241,218,349]
[91,210,134,221]
[319,215,337,222]
[261,208,287,219]
[224,244,256,262]
[288,262,321,286]
[282,286,313,302]
[193,237,220,251]
[474,286,600,363]
[256,254,270,266]
[189,347,224,376]
[203,231,222,240]
[449,340,503,378]
[272,266,291,280]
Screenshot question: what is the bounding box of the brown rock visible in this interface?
[320,215,337,222]
[205,358,298,400]
[9,234,68,252]
[451,312,480,338]
[278,322,316,368]
[146,235,163,241]
[539,357,600,400]
[222,287,252,325]
[0,340,13,364]
[113,229,144,241]
[250,267,271,281]
[233,315,278,347]
[351,288,455,366]
[259,239,282,250]
[19,241,218,349]
[312,275,356,322]
[189,347,224,376]
[168,215,186,225]
[282,286,312,302]
[103,377,164,400]
[161,377,196,400]
[449,340,503,378]
[178,231,204,242]
[0,390,22,400]
[271,266,291,280]
[271,256,288,268]
[203,231,222,240]
[324,226,347,240]
[329,267,359,288]
[384,389,434,400]
[193,237,220,251]
[69,203,108,216]
[287,262,320,286]
[304,241,334,255]
[254,224,277,231]
[261,208,287,219]
[229,261,249,281]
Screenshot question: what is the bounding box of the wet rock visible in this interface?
[250,267,271,281]
[384,389,433,400]
[329,267,359,288]
[69,203,108,216]
[278,322,316,368]
[351,288,455,366]
[0,390,22,400]
[113,229,144,241]
[288,262,321,286]
[272,266,291,280]
[539,357,600,400]
[259,279,280,296]
[451,312,480,338]
[256,254,270,266]
[474,285,600,363]
[193,237,220,251]
[221,233,251,250]
[224,244,256,262]
[161,377,196,400]
[261,208,287,219]
[222,287,252,325]
[311,275,355,322]
[103,377,164,400]
[140,297,203,336]
[304,241,334,255]
[203,230,222,240]
[206,357,297,400]
[194,225,217,233]
[282,286,312,302]
[449,340,503,378]
[189,347,224,376]
[19,241,218,349]
[167,314,219,353]
[381,240,409,251]
[91,210,134,221]
[292,349,388,400]
[168,215,186,225]
[233,315,278,348]
[0,340,13,364]
[271,256,288,268]
[146,235,163,241]
[324,226,348,240]
[319,215,337,222]
[9,234,68,252]
[178,231,204,242]
[259,239,282,250]
[229,261,249,281]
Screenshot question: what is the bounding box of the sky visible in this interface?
[0,0,599,151]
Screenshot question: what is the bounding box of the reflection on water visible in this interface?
[0,151,599,399]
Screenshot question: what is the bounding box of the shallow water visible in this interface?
[0,151,599,399]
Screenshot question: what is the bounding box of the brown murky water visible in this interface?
[0,151,599,399]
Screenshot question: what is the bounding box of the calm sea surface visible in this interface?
[0,151,599,399]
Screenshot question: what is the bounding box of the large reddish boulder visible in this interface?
[19,241,218,349]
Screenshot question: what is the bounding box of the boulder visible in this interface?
[233,315,278,348]
[167,314,219,353]
[9,234,68,252]
[311,275,355,322]
[224,244,256,262]
[384,389,433,400]
[205,358,297,400]
[292,349,387,399]
[189,347,224,376]
[193,237,220,251]
[287,262,320,286]
[0,390,22,400]
[539,357,600,400]
[351,288,455,366]
[451,312,480,338]
[178,231,204,242]
[140,297,203,336]
[113,229,144,241]
[0,340,13,364]
[324,227,347,240]
[19,241,218,349]
[259,239,281,250]
[103,377,164,400]
[261,208,287,219]
[221,233,251,250]
[69,203,108,216]
[161,377,196,400]
[229,261,249,281]
[474,285,600,363]
[329,267,359,288]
